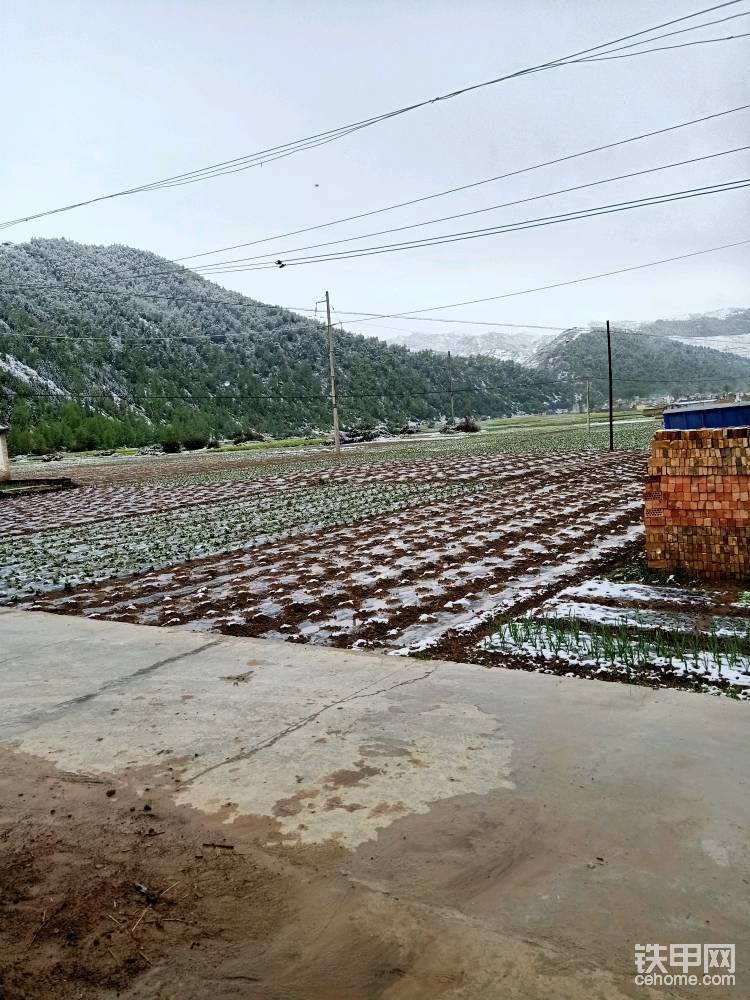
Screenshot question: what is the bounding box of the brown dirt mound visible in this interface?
[0,751,296,999]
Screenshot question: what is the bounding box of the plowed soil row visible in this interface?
[32,452,646,653]
[6,451,586,536]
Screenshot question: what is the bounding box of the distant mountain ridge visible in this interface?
[635,308,750,360]
[375,327,556,363]
[531,325,750,406]
[637,307,750,340]
[379,308,750,363]
[0,238,576,453]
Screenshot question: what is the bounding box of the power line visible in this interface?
[175,102,750,263]
[190,145,750,269]
[573,28,750,62]
[1,240,748,326]
[573,7,750,55]
[41,144,745,289]
[6,121,745,301]
[0,1,745,232]
[0,331,314,345]
[328,241,750,325]
[7,172,742,297]
[339,316,564,331]
[1,105,746,305]
[172,178,750,272]
[15,386,488,403]
[14,375,750,407]
[0,321,567,343]
[4,313,746,410]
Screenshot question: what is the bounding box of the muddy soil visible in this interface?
[0,748,419,1000]
[31,453,646,653]
[15,449,321,487]
[0,747,666,1000]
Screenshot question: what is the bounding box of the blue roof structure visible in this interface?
[663,400,750,431]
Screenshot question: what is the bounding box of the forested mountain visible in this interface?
[380,309,750,366]
[635,308,750,360]
[2,240,748,454]
[0,239,576,453]
[637,308,750,341]
[533,326,750,406]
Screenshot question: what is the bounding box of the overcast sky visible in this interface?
[2,0,748,339]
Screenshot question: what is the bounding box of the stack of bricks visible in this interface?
[645,427,750,579]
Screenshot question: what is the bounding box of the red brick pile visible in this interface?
[645,427,750,579]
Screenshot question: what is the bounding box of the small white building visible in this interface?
[0,425,9,481]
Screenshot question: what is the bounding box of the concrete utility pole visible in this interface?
[606,319,614,452]
[447,350,455,423]
[325,291,341,456]
[586,379,591,436]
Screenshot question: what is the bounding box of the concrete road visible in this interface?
[1,607,748,998]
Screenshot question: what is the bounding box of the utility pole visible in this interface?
[606,319,614,452]
[447,350,455,423]
[325,291,341,456]
[586,379,591,436]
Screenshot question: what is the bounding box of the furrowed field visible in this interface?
[4,419,750,696]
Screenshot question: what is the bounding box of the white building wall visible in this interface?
[0,431,10,481]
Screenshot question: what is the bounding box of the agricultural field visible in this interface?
[6,418,748,697]
[474,577,750,698]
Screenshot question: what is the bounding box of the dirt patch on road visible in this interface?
[0,741,691,999]
[0,752,533,1000]
[0,750,294,998]
[4,751,540,1000]
[0,749,390,1000]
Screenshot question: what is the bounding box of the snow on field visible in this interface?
[479,572,750,698]
[557,579,726,606]
[1,479,498,599]
[27,451,647,661]
[479,627,750,694]
[529,599,750,638]
[16,433,722,696]
[2,451,602,537]
[390,522,644,654]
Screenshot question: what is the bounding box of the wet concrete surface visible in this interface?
[1,607,748,998]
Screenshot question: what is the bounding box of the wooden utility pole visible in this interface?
[586,379,591,436]
[447,350,455,423]
[606,319,614,452]
[325,291,341,456]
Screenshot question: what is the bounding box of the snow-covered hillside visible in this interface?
[374,327,557,363]
[377,309,750,368]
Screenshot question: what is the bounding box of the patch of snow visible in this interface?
[533,599,750,637]
[559,579,723,607]
[0,354,67,395]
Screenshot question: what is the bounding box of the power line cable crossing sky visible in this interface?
[0,0,748,331]
[0,1,748,232]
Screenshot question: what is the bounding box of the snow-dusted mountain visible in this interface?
[374,327,557,363]
[635,308,750,359]
[0,238,584,451]
[377,309,750,365]
[530,324,750,408]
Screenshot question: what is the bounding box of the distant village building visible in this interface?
[0,425,10,482]
[645,401,750,580]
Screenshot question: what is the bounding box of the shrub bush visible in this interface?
[456,416,481,433]
[182,435,209,451]
[232,428,265,444]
